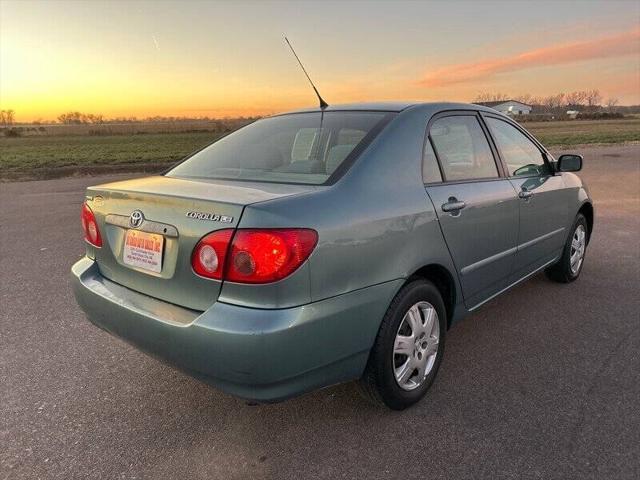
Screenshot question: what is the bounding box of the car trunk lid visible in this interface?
[85,175,317,311]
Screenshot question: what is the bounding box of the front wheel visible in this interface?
[545,213,588,283]
[358,280,446,410]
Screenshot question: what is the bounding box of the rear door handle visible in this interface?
[518,190,534,200]
[441,198,466,213]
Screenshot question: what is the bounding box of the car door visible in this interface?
[483,115,568,278]
[424,112,520,309]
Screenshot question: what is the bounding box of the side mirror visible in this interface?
[557,154,583,172]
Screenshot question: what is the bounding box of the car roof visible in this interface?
[277,101,417,114]
[274,101,502,116]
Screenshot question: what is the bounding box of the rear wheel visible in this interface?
[358,280,446,410]
[545,213,588,283]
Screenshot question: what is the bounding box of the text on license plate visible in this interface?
[123,230,164,273]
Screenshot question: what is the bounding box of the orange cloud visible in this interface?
[419,28,640,88]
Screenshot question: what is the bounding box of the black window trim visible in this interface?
[423,109,506,186]
[479,111,555,179]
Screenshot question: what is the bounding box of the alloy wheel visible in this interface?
[570,224,586,275]
[393,301,440,391]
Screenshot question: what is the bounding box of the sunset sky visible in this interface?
[1,0,639,121]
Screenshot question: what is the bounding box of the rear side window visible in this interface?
[167,112,389,185]
[485,117,549,177]
[429,116,498,181]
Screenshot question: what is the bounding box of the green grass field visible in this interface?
[524,118,640,146]
[0,132,220,170]
[1,118,639,180]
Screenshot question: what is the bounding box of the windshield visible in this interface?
[167,111,390,185]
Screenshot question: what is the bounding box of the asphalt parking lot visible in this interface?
[1,144,639,480]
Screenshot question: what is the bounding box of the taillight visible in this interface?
[227,229,318,283]
[191,229,234,279]
[81,202,102,247]
[191,228,318,284]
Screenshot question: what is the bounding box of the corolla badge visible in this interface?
[186,211,233,223]
[129,210,145,228]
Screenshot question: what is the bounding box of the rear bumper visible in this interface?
[71,257,401,402]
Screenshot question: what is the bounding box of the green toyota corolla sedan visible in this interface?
[72,102,593,410]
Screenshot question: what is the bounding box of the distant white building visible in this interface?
[475,100,532,115]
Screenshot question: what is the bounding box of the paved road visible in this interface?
[1,145,639,480]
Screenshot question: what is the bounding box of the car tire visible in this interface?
[358,279,446,410]
[545,213,589,283]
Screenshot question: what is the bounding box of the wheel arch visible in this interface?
[408,264,457,329]
[578,201,594,243]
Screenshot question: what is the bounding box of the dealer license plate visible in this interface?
[123,230,164,273]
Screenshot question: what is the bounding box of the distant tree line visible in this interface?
[1,110,262,137]
[474,90,622,113]
[57,112,105,124]
[3,97,639,131]
[0,109,16,126]
[54,112,262,125]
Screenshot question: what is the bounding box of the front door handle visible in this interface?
[442,198,466,213]
[518,190,534,200]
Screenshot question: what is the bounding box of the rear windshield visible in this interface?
[167,111,390,185]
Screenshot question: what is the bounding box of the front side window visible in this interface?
[485,117,549,177]
[429,116,498,181]
[167,112,389,185]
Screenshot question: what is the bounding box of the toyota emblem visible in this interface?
[129,210,144,228]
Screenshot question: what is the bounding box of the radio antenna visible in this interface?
[284,36,328,109]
